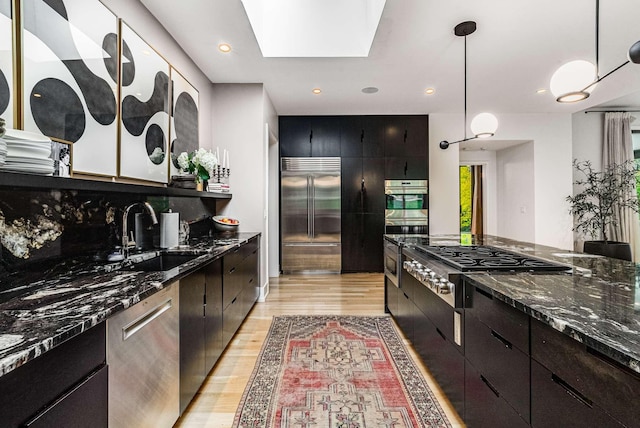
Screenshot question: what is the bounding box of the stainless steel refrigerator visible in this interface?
[281,157,341,273]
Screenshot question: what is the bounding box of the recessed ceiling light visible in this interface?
[362,87,378,94]
[142,50,151,56]
[536,88,547,94]
[218,43,232,53]
[33,93,42,98]
[312,88,322,94]
[425,88,435,95]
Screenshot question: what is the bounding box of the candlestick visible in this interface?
[222,149,227,168]
[216,147,220,165]
[226,150,230,169]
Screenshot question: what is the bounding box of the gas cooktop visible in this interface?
[412,245,570,272]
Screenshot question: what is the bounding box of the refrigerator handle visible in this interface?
[307,176,312,239]
[311,176,316,238]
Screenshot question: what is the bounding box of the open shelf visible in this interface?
[0,172,232,199]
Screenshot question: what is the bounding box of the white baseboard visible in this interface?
[258,280,269,302]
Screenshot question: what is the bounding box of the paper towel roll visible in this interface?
[160,212,180,248]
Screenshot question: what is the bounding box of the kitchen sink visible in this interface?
[126,253,200,272]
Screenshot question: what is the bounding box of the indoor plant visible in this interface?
[175,148,218,189]
[567,159,640,260]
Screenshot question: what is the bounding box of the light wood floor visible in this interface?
[175,273,465,427]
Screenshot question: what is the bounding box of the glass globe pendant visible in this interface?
[470,112,499,138]
[550,60,598,103]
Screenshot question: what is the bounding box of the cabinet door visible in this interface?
[465,313,530,422]
[341,213,384,272]
[179,271,206,414]
[403,115,428,157]
[340,116,363,157]
[341,157,363,213]
[362,115,385,157]
[396,289,414,343]
[465,360,529,428]
[531,359,624,428]
[384,157,428,179]
[362,158,385,213]
[310,116,341,157]
[384,277,399,316]
[204,259,223,373]
[383,116,405,157]
[279,116,311,157]
[0,323,106,428]
[25,365,108,428]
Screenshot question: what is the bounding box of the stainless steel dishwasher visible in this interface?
[107,282,180,428]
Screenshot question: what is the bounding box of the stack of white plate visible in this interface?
[0,138,6,166]
[0,129,54,175]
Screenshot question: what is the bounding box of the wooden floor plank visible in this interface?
[175,273,465,427]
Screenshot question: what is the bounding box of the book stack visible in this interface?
[207,182,230,193]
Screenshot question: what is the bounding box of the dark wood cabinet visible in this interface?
[279,116,311,157]
[465,313,530,422]
[179,270,206,414]
[384,276,399,315]
[341,157,385,214]
[204,259,223,373]
[25,365,108,428]
[383,115,428,158]
[384,156,428,179]
[531,359,623,428]
[0,323,106,428]
[340,116,385,158]
[465,360,529,428]
[341,213,384,272]
[531,318,640,428]
[280,116,341,157]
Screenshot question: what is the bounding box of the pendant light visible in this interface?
[439,21,498,150]
[551,0,638,103]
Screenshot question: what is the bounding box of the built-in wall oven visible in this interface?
[384,180,428,234]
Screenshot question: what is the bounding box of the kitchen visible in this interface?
[1,0,640,427]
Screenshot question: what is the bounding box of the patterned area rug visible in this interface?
[233,315,452,427]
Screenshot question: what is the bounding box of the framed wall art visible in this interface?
[119,20,170,184]
[0,0,13,128]
[170,67,199,177]
[22,0,119,177]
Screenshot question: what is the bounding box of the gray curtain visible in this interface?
[602,112,639,260]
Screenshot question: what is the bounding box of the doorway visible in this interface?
[459,165,484,236]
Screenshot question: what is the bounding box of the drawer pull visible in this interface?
[480,375,500,397]
[436,327,446,341]
[490,329,513,349]
[229,267,236,273]
[249,278,254,283]
[231,297,237,304]
[403,292,409,299]
[551,373,593,408]
[475,286,493,300]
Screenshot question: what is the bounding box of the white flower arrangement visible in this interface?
[174,148,218,182]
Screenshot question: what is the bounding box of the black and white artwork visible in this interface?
[0,0,13,129]
[170,68,199,177]
[119,21,170,183]
[22,0,118,177]
[51,140,72,177]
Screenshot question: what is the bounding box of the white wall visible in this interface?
[459,150,497,236]
[496,143,535,242]
[429,114,462,235]
[102,0,213,148]
[211,83,278,297]
[430,113,573,249]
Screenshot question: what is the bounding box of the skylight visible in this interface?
[240,0,386,57]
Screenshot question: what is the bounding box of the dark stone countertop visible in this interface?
[385,233,640,374]
[0,232,260,378]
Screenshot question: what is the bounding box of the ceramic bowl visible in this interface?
[212,215,240,232]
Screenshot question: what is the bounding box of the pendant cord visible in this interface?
[464,35,468,140]
[595,0,600,78]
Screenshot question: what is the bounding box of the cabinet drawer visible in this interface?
[531,319,640,428]
[241,238,259,260]
[465,313,530,422]
[413,283,456,346]
[0,322,106,427]
[222,295,243,347]
[223,247,243,272]
[385,277,399,316]
[222,268,243,309]
[464,283,529,353]
[531,359,624,428]
[25,365,108,428]
[464,360,529,428]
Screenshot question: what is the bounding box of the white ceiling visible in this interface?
[140,0,640,116]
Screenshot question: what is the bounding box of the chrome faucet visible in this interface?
[122,202,158,258]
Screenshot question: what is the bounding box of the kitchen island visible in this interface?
[385,234,640,428]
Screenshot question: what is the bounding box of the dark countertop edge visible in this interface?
[0,232,260,378]
[463,274,640,375]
